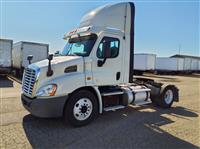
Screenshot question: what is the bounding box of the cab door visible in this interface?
[91,34,123,86]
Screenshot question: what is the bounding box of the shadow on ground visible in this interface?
[0,75,13,88]
[23,105,199,149]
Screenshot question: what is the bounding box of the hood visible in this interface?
[33,56,82,68]
[28,55,84,89]
[25,55,84,98]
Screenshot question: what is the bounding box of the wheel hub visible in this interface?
[164,89,173,104]
[81,106,88,113]
[73,98,93,121]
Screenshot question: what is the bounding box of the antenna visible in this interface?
[178,44,181,55]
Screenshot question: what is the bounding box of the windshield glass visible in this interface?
[60,34,97,57]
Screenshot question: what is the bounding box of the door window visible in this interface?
[97,37,119,58]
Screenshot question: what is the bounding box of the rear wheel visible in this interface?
[64,90,98,127]
[164,89,173,105]
[151,85,178,108]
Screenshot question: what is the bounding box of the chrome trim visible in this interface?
[22,64,40,97]
[28,64,40,81]
[101,91,124,96]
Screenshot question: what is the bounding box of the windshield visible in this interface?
[60,34,97,57]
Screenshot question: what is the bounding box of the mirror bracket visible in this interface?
[47,54,54,77]
[27,55,33,64]
[97,58,107,67]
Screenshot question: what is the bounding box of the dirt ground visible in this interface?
[0,74,199,149]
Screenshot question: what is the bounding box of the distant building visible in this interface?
[171,54,200,60]
[171,54,200,71]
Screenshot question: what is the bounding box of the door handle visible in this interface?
[116,72,120,80]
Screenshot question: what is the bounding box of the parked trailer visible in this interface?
[198,61,200,72]
[191,59,198,71]
[134,53,156,74]
[0,39,13,74]
[171,54,200,73]
[183,57,192,71]
[156,57,184,73]
[12,41,49,75]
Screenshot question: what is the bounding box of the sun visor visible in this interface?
[64,26,91,39]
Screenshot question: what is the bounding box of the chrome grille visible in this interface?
[22,68,36,96]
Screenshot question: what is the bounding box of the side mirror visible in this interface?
[48,54,53,61]
[27,55,33,64]
[104,48,111,58]
[54,51,59,55]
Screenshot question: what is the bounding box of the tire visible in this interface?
[64,90,98,127]
[15,69,20,77]
[152,85,178,108]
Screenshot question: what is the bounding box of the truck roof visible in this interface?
[80,2,132,34]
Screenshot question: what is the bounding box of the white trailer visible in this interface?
[191,59,198,71]
[21,2,179,127]
[156,57,184,72]
[198,61,200,71]
[134,53,156,73]
[0,39,13,74]
[183,57,192,71]
[12,41,49,74]
[170,55,200,73]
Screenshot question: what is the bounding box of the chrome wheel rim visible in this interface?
[164,90,173,104]
[73,98,93,121]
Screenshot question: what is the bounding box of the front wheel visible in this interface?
[64,90,98,127]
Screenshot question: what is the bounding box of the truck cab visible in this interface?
[21,2,179,126]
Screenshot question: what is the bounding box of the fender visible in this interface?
[67,86,103,114]
[92,86,103,114]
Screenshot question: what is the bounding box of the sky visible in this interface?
[0,0,199,57]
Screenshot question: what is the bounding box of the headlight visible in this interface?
[36,84,57,97]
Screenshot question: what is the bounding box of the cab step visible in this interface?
[133,99,151,106]
[99,86,124,97]
[101,91,124,96]
[104,105,125,111]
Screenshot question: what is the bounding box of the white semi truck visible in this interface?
[21,2,179,126]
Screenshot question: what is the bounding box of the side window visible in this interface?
[97,37,120,58]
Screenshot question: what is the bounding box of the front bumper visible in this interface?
[21,94,68,118]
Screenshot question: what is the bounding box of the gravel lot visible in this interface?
[0,74,199,149]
